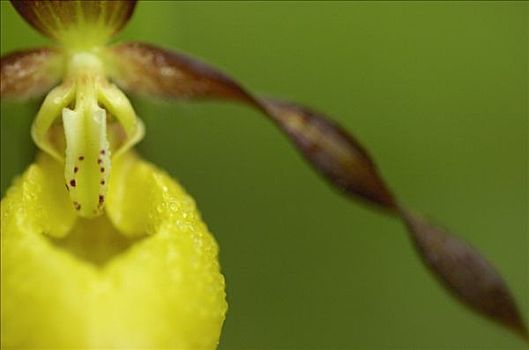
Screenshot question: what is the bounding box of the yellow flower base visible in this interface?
[1,152,227,349]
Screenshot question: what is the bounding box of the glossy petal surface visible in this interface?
[1,152,227,349]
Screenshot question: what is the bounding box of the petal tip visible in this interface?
[402,210,528,341]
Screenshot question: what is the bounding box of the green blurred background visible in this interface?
[1,1,527,348]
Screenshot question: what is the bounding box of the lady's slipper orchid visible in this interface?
[1,0,527,348]
[1,1,224,348]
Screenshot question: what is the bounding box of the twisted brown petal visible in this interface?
[105,41,527,340]
[261,98,396,209]
[1,48,63,100]
[10,0,137,41]
[105,42,395,209]
[403,210,528,340]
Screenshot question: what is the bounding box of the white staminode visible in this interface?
[63,103,110,217]
[31,50,144,218]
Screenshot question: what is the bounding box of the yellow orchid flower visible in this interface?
[1,1,225,348]
[1,1,527,349]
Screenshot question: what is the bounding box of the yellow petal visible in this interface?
[1,152,227,349]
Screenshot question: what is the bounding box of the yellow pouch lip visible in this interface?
[1,151,227,349]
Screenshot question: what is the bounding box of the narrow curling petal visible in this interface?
[104,41,527,339]
[104,42,395,210]
[1,48,64,100]
[402,210,528,341]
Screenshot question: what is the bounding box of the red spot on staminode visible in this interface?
[100,167,105,173]
[73,201,81,211]
[97,159,102,164]
[100,150,106,155]
[70,179,76,187]
[74,166,79,173]
[99,195,105,205]
[78,156,84,161]
[100,180,105,185]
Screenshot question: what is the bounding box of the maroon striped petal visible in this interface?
[105,42,527,340]
[10,0,137,42]
[1,47,64,100]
